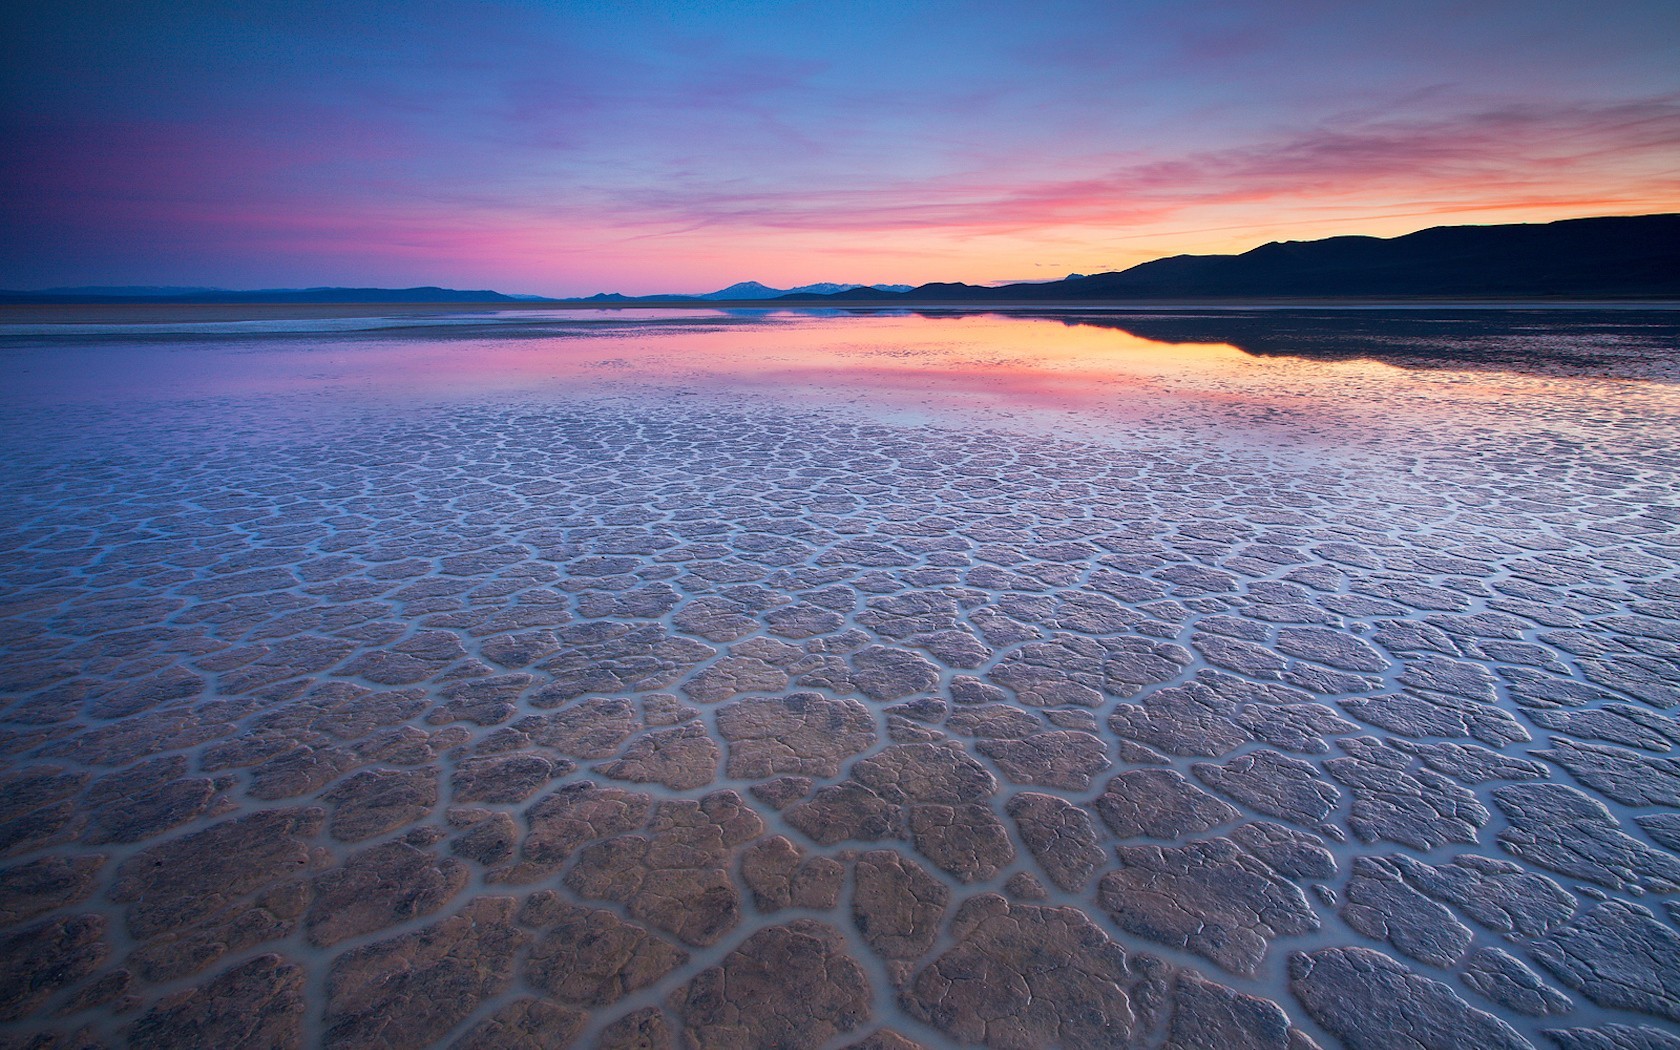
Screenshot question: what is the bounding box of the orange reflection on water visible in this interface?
[5,308,1671,448]
[400,311,1411,428]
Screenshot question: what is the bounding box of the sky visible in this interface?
[2,0,1677,295]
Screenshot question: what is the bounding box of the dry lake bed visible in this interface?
[2,306,1679,1049]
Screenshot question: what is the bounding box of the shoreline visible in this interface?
[4,297,1680,325]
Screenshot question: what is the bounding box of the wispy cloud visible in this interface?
[594,96,1680,237]
[3,1,1676,289]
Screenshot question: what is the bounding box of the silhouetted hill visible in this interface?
[13,215,1673,308]
[697,281,912,299]
[576,280,915,302]
[774,214,1680,302]
[700,282,782,300]
[0,286,550,305]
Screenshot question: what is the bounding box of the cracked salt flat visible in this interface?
[1,307,1679,1048]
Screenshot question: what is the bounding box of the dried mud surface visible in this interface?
[2,311,1680,1048]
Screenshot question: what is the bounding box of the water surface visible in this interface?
[2,308,1679,1048]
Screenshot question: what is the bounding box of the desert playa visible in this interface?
[3,308,1679,1047]
[6,0,1680,1044]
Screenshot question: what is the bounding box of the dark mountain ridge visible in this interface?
[5,214,1673,307]
[775,213,1680,302]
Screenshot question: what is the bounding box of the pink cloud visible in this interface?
[595,95,1680,238]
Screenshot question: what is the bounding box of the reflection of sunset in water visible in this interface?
[4,305,1680,1050]
[5,309,1675,448]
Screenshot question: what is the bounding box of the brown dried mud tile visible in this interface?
[596,722,721,790]
[1165,971,1321,1050]
[1388,739,1550,783]
[522,897,688,1006]
[905,803,1014,883]
[0,767,88,827]
[640,693,698,727]
[903,893,1137,1049]
[947,704,1041,739]
[1540,1024,1680,1050]
[681,655,790,704]
[1531,900,1680,1024]
[840,1030,928,1050]
[0,914,107,1023]
[716,693,877,779]
[1527,704,1680,753]
[81,756,216,843]
[305,838,468,947]
[38,711,234,768]
[975,730,1111,790]
[492,781,653,884]
[1533,737,1680,807]
[1288,946,1534,1050]
[886,715,943,742]
[1275,627,1391,673]
[1340,690,1530,748]
[671,920,870,1050]
[1459,947,1572,1018]
[565,790,762,946]
[1095,768,1241,841]
[1388,853,1574,937]
[1228,821,1336,880]
[1006,791,1104,892]
[449,810,518,866]
[448,998,587,1050]
[0,854,105,925]
[322,896,529,1049]
[451,752,565,804]
[1099,836,1319,976]
[1325,738,1487,849]
[426,673,533,726]
[785,782,902,845]
[128,954,303,1050]
[749,775,814,810]
[1004,871,1048,900]
[850,742,998,807]
[245,743,359,801]
[1493,783,1680,893]
[510,698,640,758]
[1233,702,1360,755]
[1195,749,1342,837]
[741,835,844,913]
[1340,856,1473,968]
[321,767,438,842]
[110,808,324,942]
[849,645,941,702]
[338,630,469,686]
[851,849,949,961]
[595,1007,673,1050]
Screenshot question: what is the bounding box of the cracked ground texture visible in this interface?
[2,307,1679,1048]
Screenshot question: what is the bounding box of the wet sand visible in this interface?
[1,309,1678,1048]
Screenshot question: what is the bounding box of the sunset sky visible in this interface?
[3,0,1677,295]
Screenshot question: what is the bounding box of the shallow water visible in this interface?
[2,308,1679,1048]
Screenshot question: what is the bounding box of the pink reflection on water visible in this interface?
[293,311,1395,417]
[4,309,1670,448]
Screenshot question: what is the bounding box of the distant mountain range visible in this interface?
[4,214,1674,306]
[586,281,915,302]
[0,280,912,305]
[770,213,1678,302]
[0,286,551,305]
[591,214,1679,303]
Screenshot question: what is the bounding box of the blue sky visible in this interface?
[3,0,1676,293]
